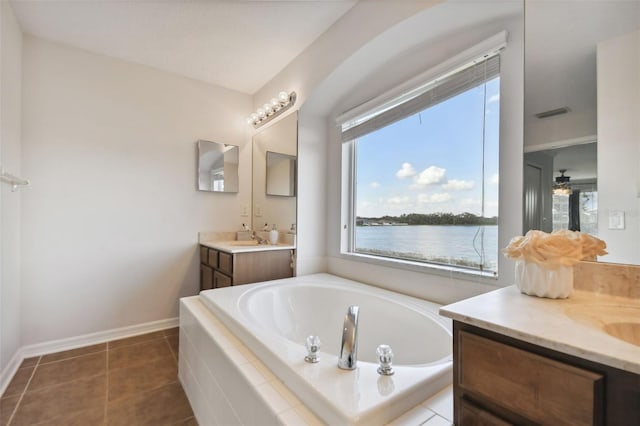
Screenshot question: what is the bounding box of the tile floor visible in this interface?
[0,328,196,426]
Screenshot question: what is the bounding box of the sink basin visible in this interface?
[565,304,640,346]
[603,322,640,347]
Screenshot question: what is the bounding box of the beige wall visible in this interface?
[20,36,251,346]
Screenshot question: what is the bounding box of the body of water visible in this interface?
[355,224,498,272]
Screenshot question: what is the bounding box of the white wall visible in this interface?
[20,36,252,346]
[255,2,524,303]
[597,29,640,264]
[325,4,524,303]
[0,0,23,376]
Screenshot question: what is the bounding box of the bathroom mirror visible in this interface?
[266,151,296,197]
[252,112,297,231]
[524,1,640,264]
[197,140,239,193]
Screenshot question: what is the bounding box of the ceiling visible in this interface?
[524,1,640,125]
[10,0,357,95]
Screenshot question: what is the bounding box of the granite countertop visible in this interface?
[201,240,295,254]
[439,285,640,374]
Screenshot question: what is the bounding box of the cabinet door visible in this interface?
[213,271,232,288]
[200,264,213,291]
[458,331,603,426]
[218,252,233,275]
[207,249,218,268]
[233,250,293,285]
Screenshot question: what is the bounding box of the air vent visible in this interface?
[535,107,570,119]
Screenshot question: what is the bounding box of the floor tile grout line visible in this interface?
[106,379,181,405]
[38,348,107,367]
[15,370,108,396]
[166,336,179,364]
[6,355,41,426]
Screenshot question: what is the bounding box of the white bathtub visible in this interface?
[182,273,452,425]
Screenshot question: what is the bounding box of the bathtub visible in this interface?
[180,273,452,425]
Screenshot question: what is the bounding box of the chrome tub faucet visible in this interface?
[338,305,359,370]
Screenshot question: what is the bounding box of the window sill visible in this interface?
[338,251,500,285]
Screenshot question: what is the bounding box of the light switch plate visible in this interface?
[240,205,249,217]
[255,205,263,217]
[608,210,625,230]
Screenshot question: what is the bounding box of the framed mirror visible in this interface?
[524,1,640,264]
[197,140,239,193]
[266,151,296,197]
[252,112,297,231]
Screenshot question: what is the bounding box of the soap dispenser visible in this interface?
[269,224,279,245]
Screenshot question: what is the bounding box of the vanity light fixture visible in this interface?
[552,169,573,195]
[246,91,297,129]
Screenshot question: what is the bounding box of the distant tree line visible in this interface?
[357,212,498,226]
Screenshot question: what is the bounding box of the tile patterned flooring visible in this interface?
[0,328,196,426]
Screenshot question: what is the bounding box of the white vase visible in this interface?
[269,228,279,245]
[515,260,574,299]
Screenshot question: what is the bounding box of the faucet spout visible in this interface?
[338,305,359,370]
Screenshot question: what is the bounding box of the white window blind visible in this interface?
[340,54,500,143]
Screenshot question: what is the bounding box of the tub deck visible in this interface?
[179,273,453,425]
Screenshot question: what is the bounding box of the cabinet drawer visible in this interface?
[460,398,513,426]
[458,331,603,426]
[200,264,213,291]
[207,249,218,268]
[213,271,232,288]
[218,251,233,275]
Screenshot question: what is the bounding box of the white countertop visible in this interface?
[201,240,295,254]
[439,285,640,374]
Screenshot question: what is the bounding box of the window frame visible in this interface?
[338,34,507,281]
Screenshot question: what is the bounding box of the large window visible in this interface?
[342,54,500,276]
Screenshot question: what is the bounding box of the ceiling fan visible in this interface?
[553,169,572,195]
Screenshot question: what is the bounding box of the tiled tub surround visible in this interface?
[0,329,195,425]
[179,273,453,425]
[440,261,640,374]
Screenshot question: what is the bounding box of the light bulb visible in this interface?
[278,91,289,104]
[270,98,279,109]
[257,108,266,119]
[246,116,254,125]
[250,113,259,123]
[264,103,273,114]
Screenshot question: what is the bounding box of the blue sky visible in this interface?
[355,77,500,218]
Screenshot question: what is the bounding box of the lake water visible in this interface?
[355,224,498,272]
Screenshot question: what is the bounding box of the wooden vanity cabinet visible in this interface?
[454,322,640,426]
[199,246,217,290]
[199,245,293,290]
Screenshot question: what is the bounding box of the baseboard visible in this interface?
[0,317,178,397]
[0,350,25,398]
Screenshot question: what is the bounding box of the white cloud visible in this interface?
[442,179,475,191]
[395,163,416,179]
[370,181,380,189]
[414,166,446,186]
[387,196,411,205]
[490,173,499,185]
[418,192,452,203]
[488,94,500,104]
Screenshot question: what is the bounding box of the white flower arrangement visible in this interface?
[502,229,607,270]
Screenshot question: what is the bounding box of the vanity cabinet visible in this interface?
[453,322,640,426]
[199,245,293,290]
